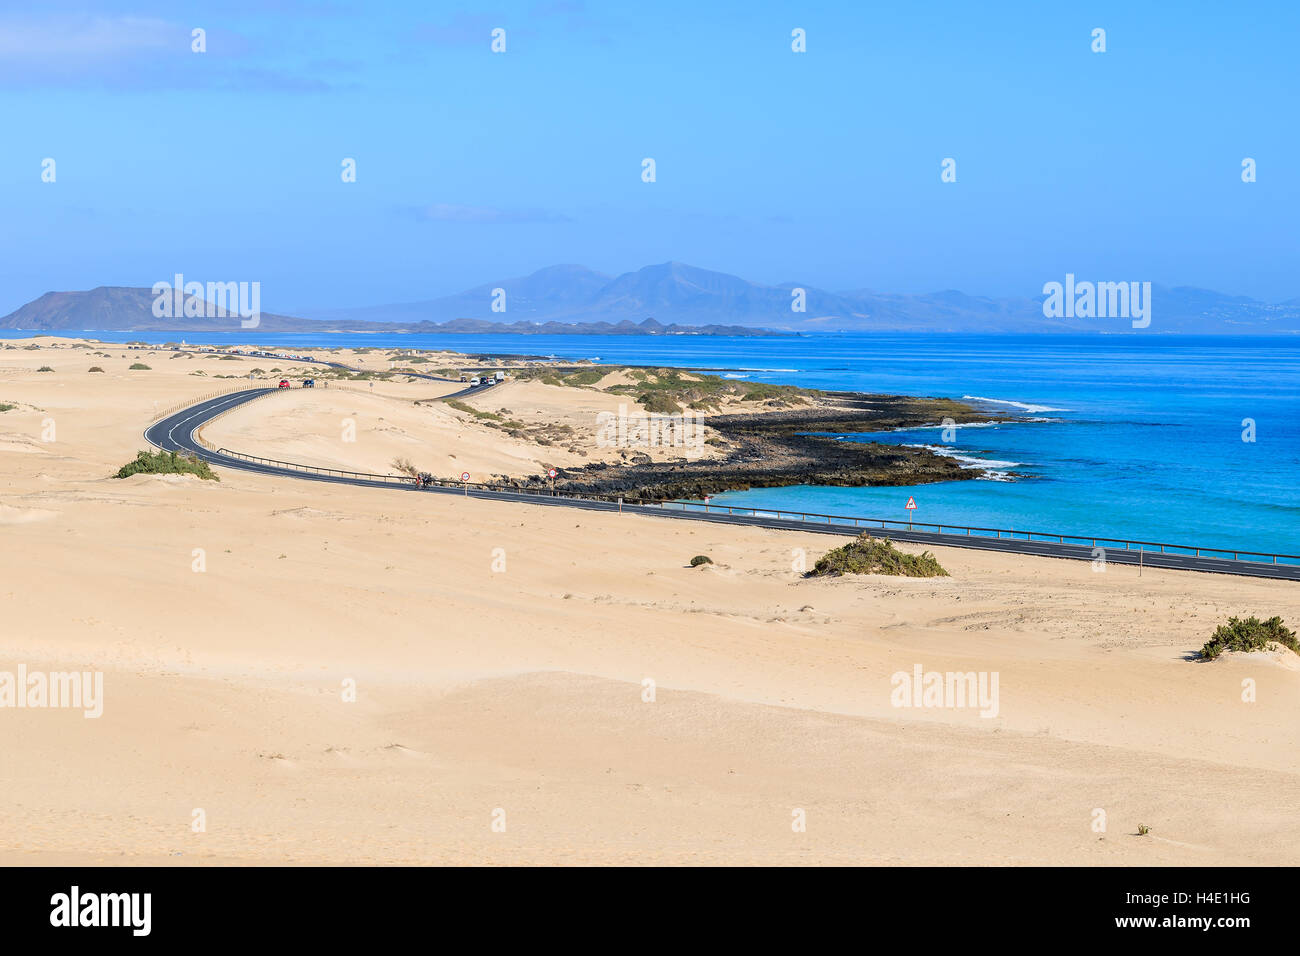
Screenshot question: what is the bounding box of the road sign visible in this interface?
[461,472,471,482]
[905,496,917,510]
[547,468,557,478]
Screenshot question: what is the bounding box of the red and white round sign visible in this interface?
[461,472,471,482]
[547,468,557,478]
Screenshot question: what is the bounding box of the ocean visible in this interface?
[9,329,1299,557]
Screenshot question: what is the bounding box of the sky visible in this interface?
[2,0,1297,315]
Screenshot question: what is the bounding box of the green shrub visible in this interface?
[36,366,53,372]
[639,391,681,414]
[446,398,498,420]
[88,366,104,372]
[741,383,801,402]
[113,450,219,481]
[0,403,15,412]
[808,534,949,578]
[129,362,151,370]
[1199,616,1298,660]
[689,555,713,567]
[564,369,605,386]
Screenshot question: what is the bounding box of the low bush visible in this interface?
[1199,616,1298,660]
[639,391,681,414]
[689,555,713,567]
[113,450,219,481]
[563,369,605,386]
[129,362,151,370]
[807,534,949,578]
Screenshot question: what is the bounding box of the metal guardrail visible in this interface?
[149,384,251,424]
[208,445,1300,568]
[193,387,285,450]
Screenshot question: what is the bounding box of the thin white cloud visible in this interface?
[0,15,179,59]
[0,12,339,91]
[418,203,571,224]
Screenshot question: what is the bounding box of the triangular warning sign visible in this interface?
[905,496,917,510]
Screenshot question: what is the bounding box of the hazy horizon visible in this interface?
[6,0,1298,315]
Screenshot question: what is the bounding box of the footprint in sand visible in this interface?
[0,504,57,524]
[0,435,46,454]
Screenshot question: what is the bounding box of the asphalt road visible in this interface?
[170,346,509,399]
[144,387,1300,582]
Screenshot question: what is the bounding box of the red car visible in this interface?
[278,379,290,388]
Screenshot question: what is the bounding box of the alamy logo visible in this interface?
[50,886,150,936]
[0,665,102,718]
[596,403,705,453]
[890,664,999,718]
[1042,273,1151,328]
[152,273,261,328]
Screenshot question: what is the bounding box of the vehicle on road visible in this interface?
[278,379,290,388]
[415,472,435,488]
[303,379,315,388]
[469,377,481,386]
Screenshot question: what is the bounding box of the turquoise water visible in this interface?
[10,329,1299,556]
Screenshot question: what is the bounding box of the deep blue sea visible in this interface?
[10,329,1299,557]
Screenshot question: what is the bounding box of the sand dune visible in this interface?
[2,338,1298,865]
[200,376,723,480]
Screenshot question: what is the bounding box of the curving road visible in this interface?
[172,345,513,398]
[145,388,1300,582]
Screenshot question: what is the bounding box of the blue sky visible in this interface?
[2,0,1297,314]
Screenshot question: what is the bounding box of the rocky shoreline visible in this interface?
[509,391,1016,501]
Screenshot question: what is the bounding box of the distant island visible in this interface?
[0,286,783,336]
[3,261,1299,334]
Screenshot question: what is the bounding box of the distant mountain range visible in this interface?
[0,284,777,336]
[4,262,1300,334]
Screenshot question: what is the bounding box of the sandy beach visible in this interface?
[3,338,1299,865]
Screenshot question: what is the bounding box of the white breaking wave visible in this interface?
[903,420,1006,431]
[907,444,1023,480]
[962,395,1069,414]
